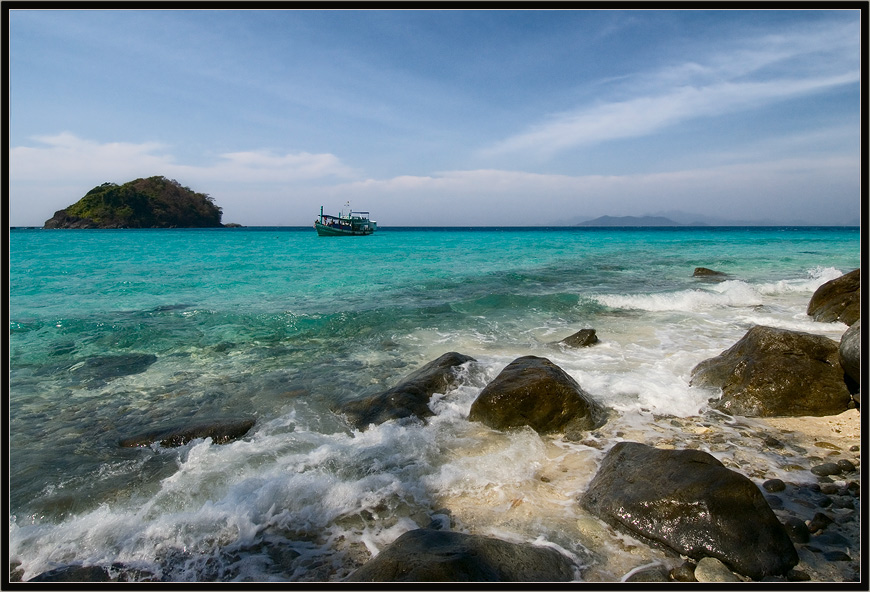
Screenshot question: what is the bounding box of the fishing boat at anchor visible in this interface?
[314,205,377,236]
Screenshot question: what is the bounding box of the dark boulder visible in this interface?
[690,325,852,417]
[347,528,577,582]
[341,352,475,430]
[693,267,728,278]
[468,355,606,434]
[807,268,860,326]
[119,418,255,448]
[839,319,860,386]
[557,328,599,348]
[580,442,798,580]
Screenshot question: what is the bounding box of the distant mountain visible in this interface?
[576,215,682,227]
[44,176,224,229]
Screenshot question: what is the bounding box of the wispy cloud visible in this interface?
[481,21,859,160]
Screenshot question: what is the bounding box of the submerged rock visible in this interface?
[347,528,577,582]
[807,268,860,326]
[340,352,475,430]
[468,355,606,434]
[557,328,599,348]
[690,325,852,417]
[69,353,157,387]
[119,418,255,448]
[580,442,798,580]
[28,563,155,582]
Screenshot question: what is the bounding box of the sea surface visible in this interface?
[8,226,861,582]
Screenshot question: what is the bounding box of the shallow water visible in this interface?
[8,226,861,581]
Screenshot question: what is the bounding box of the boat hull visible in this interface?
[314,221,374,236]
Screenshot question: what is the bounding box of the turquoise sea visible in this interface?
[8,226,861,581]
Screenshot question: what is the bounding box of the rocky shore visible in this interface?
[12,268,861,583]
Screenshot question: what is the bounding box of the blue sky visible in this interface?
[8,8,862,226]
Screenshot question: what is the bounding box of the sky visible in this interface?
[7,8,863,226]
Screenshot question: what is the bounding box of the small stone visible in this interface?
[810,462,841,477]
[781,516,810,544]
[836,459,856,473]
[694,557,741,582]
[763,436,784,448]
[670,561,697,582]
[814,441,841,450]
[818,496,833,508]
[814,531,850,547]
[808,512,834,533]
[819,483,840,495]
[787,569,812,582]
[849,445,860,452]
[763,478,786,492]
[823,551,852,562]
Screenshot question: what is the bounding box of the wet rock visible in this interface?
[347,528,577,582]
[810,462,842,477]
[694,557,741,582]
[836,459,856,473]
[119,418,255,447]
[580,442,798,580]
[469,355,606,435]
[28,563,155,582]
[763,478,786,492]
[787,569,811,582]
[839,319,860,385]
[341,352,475,430]
[690,325,852,417]
[556,328,599,348]
[807,268,860,326]
[823,550,852,562]
[781,516,810,544]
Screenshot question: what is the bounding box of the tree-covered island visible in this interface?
[43,176,225,229]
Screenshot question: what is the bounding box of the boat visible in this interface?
[314,205,377,236]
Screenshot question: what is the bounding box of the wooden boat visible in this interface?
[314,205,377,236]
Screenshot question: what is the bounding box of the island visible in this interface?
[43,176,224,229]
[577,215,682,227]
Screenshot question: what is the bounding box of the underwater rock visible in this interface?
[28,563,156,582]
[557,328,599,348]
[340,352,475,430]
[69,353,157,387]
[580,442,798,580]
[807,268,860,326]
[119,418,255,448]
[468,355,606,435]
[690,325,852,417]
[347,528,577,582]
[839,319,860,387]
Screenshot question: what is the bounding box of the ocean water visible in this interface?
[8,226,861,582]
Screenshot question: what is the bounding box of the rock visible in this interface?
[468,355,606,435]
[836,459,856,473]
[624,564,670,582]
[341,352,475,430]
[839,319,860,385]
[119,418,255,447]
[693,267,728,278]
[781,516,810,544]
[690,325,852,417]
[580,442,798,580]
[69,353,157,388]
[807,268,860,326]
[670,561,697,582]
[557,328,599,348]
[763,478,786,492]
[347,528,577,582]
[807,512,834,533]
[694,557,741,582]
[810,462,842,477]
[28,564,155,582]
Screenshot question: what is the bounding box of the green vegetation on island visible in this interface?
[43,176,224,229]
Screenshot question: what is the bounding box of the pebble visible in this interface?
[836,459,856,473]
[787,569,812,582]
[669,561,697,582]
[808,512,834,533]
[823,551,852,562]
[781,516,810,544]
[693,557,741,582]
[819,483,840,495]
[762,478,786,492]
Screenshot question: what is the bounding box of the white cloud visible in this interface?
[481,21,859,160]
